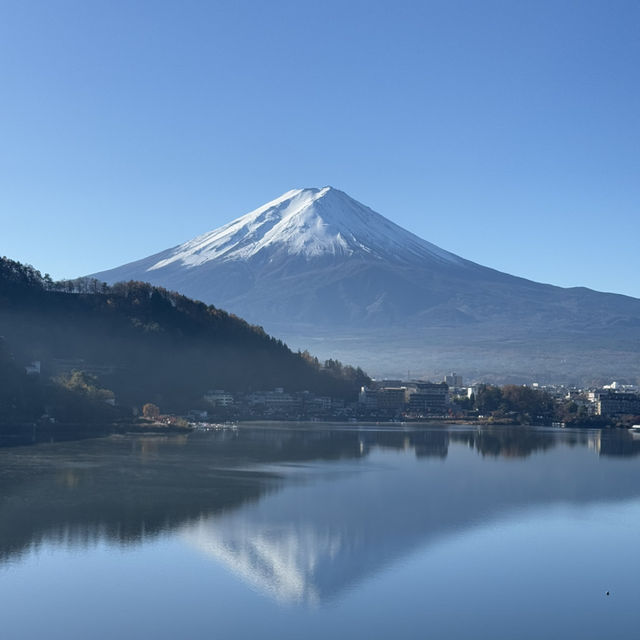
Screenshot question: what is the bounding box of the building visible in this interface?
[596,391,640,417]
[248,388,300,413]
[305,395,333,413]
[358,386,378,410]
[444,373,463,388]
[376,387,408,412]
[407,382,449,415]
[370,379,403,390]
[204,390,235,407]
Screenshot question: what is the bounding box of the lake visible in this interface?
[1,424,640,639]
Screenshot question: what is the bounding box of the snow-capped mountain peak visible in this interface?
[148,186,460,271]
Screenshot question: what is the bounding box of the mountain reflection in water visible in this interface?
[2,425,640,605]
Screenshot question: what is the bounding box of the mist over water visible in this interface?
[1,425,639,639]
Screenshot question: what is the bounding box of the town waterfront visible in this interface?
[2,424,640,639]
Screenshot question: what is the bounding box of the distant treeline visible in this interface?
[458,383,628,427]
[463,384,555,422]
[0,256,370,427]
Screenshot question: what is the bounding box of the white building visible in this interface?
[25,360,41,375]
[204,390,235,407]
[444,373,463,388]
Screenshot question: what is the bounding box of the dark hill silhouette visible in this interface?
[0,256,368,423]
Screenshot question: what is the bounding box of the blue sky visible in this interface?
[1,0,638,297]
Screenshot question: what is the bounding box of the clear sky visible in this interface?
[1,0,638,298]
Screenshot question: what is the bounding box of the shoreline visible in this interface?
[0,417,622,449]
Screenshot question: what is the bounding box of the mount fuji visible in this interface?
[92,187,640,382]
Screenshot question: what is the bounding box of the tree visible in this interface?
[475,385,503,413]
[501,385,553,420]
[142,403,160,420]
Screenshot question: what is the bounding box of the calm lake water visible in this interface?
[1,424,640,639]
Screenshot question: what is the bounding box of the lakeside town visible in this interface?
[180,373,640,427]
[3,258,639,445]
[13,352,640,433]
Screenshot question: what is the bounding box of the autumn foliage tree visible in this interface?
[142,403,160,420]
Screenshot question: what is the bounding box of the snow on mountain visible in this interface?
[147,186,462,271]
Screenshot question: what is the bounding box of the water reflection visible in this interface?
[2,425,640,604]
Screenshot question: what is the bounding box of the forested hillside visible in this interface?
[0,257,368,424]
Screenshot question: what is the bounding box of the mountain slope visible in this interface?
[92,187,640,382]
[93,187,472,316]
